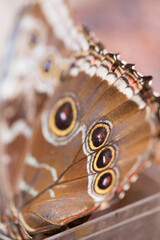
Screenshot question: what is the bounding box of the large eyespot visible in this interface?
[94,169,116,195]
[89,123,111,150]
[41,56,55,78]
[93,146,116,172]
[49,97,77,137]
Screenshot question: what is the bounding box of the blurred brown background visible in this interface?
[0,0,160,163]
[72,0,160,92]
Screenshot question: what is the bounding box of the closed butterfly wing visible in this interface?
[17,45,160,234]
[0,0,160,239]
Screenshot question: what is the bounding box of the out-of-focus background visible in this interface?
[0,0,160,163]
[73,0,160,92]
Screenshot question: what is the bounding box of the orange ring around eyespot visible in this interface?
[89,123,111,151]
[49,97,77,137]
[94,169,116,195]
[93,146,115,172]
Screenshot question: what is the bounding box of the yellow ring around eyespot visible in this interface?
[41,55,55,78]
[93,146,115,172]
[89,123,110,151]
[49,97,77,137]
[94,169,116,195]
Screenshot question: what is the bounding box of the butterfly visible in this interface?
[0,0,160,239]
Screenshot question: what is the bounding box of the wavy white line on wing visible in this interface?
[25,155,58,182]
[1,120,32,144]
[19,180,38,197]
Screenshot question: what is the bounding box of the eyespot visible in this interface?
[49,97,77,137]
[28,31,38,48]
[41,56,55,78]
[89,123,111,150]
[93,146,116,172]
[94,169,116,195]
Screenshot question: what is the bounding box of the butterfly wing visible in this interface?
[17,45,159,234]
[0,0,159,237]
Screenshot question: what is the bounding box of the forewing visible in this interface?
[0,0,89,194]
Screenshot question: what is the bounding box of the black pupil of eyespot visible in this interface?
[98,172,112,190]
[96,148,112,169]
[55,102,73,130]
[92,126,107,147]
[44,59,52,72]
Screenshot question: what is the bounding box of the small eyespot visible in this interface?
[89,123,111,150]
[29,31,38,48]
[41,56,54,78]
[93,146,115,172]
[94,169,116,195]
[49,97,77,137]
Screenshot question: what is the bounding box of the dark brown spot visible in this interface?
[98,172,112,190]
[55,102,73,130]
[96,148,112,169]
[92,126,107,148]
